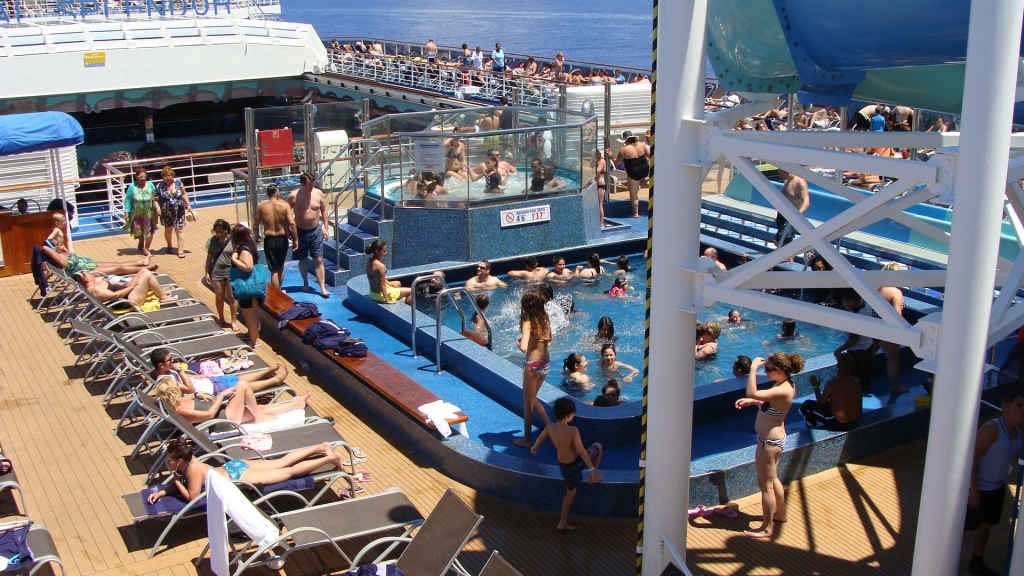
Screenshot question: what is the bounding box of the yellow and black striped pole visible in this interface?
[637,0,657,573]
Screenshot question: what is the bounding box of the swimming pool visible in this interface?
[437,254,849,401]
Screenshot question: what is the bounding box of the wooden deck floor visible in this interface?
[0,203,1009,576]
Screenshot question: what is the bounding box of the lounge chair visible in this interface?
[0,520,66,576]
[346,487,483,576]
[209,488,425,576]
[123,452,354,557]
[0,445,26,514]
[69,320,246,371]
[55,271,213,332]
[133,391,356,483]
[478,551,523,576]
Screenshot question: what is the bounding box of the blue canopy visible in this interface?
[0,112,84,157]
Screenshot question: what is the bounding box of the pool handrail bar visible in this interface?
[434,286,493,374]
[410,272,448,358]
[329,143,391,268]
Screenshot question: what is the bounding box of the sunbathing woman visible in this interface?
[75,268,177,304]
[146,437,344,504]
[42,244,158,275]
[153,376,311,425]
[149,348,290,395]
[513,290,552,447]
[734,353,802,538]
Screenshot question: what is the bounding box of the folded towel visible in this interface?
[417,400,464,439]
[238,408,306,435]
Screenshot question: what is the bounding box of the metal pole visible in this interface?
[244,107,258,227]
[51,148,72,253]
[603,82,612,203]
[911,0,1024,573]
[304,102,316,177]
[361,98,372,137]
[640,0,706,573]
[837,106,847,184]
[910,108,921,162]
[787,94,794,132]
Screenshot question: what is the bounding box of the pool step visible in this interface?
[335,223,376,253]
[323,239,368,274]
[285,259,351,288]
[348,207,384,236]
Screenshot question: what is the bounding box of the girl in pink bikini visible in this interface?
[514,290,553,447]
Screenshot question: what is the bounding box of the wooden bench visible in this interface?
[261,285,468,431]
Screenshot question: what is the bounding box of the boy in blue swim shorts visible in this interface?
[531,397,603,531]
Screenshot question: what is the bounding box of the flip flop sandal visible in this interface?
[351,447,365,458]
[712,506,739,519]
[339,485,365,498]
[687,505,713,517]
[352,470,373,483]
[343,455,369,467]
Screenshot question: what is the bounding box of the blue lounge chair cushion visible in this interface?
[141,476,315,515]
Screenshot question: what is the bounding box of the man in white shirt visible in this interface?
[472,46,484,70]
[834,289,879,391]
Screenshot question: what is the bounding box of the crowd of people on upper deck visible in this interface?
[327,38,651,87]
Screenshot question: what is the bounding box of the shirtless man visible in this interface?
[877,262,910,392]
[542,165,565,190]
[801,353,862,431]
[477,109,501,132]
[424,38,437,63]
[465,260,507,291]
[703,247,728,271]
[254,185,296,289]
[287,172,330,297]
[487,149,518,174]
[774,170,810,248]
[75,268,176,305]
[507,255,549,280]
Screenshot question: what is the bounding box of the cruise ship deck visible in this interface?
[0,203,1015,576]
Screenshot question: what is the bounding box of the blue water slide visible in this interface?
[706,0,1024,111]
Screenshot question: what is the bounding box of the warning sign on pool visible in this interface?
[499,205,550,228]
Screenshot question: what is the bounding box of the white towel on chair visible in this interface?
[238,408,306,435]
[206,470,279,576]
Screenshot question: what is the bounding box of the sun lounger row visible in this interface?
[0,442,67,576]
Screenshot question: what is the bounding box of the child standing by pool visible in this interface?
[531,397,603,531]
[514,291,553,447]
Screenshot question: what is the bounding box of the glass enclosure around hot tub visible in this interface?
[360,107,598,206]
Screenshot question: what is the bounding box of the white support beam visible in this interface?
[990,248,1024,324]
[720,129,960,155]
[1006,154,1024,182]
[724,156,912,327]
[989,301,1024,347]
[736,270,950,290]
[701,279,924,347]
[708,130,940,183]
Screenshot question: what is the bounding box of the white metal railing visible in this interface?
[6,0,279,19]
[328,51,563,108]
[101,148,247,229]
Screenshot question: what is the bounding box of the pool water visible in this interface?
[367,167,582,204]
[438,255,849,402]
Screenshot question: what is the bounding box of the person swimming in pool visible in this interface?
[547,255,574,282]
[365,240,412,305]
[598,343,639,383]
[514,290,552,447]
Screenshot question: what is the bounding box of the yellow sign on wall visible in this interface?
[83,52,106,68]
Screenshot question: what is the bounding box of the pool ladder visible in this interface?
[410,273,494,373]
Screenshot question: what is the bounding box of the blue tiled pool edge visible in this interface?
[255,304,640,518]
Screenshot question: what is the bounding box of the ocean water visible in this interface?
[282,0,655,70]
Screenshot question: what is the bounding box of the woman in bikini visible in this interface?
[364,240,411,305]
[547,255,574,282]
[153,375,312,425]
[734,352,802,538]
[469,156,508,194]
[146,437,343,505]
[607,132,649,218]
[444,136,467,181]
[513,290,552,447]
[574,252,606,278]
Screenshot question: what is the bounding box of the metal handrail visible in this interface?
[330,144,391,267]
[410,273,447,358]
[434,286,493,373]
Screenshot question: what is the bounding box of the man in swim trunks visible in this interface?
[465,260,508,291]
[75,267,176,305]
[424,38,437,63]
[774,169,809,248]
[254,184,296,289]
[801,353,862,431]
[530,398,603,531]
[42,245,158,275]
[507,256,549,280]
[288,172,330,297]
